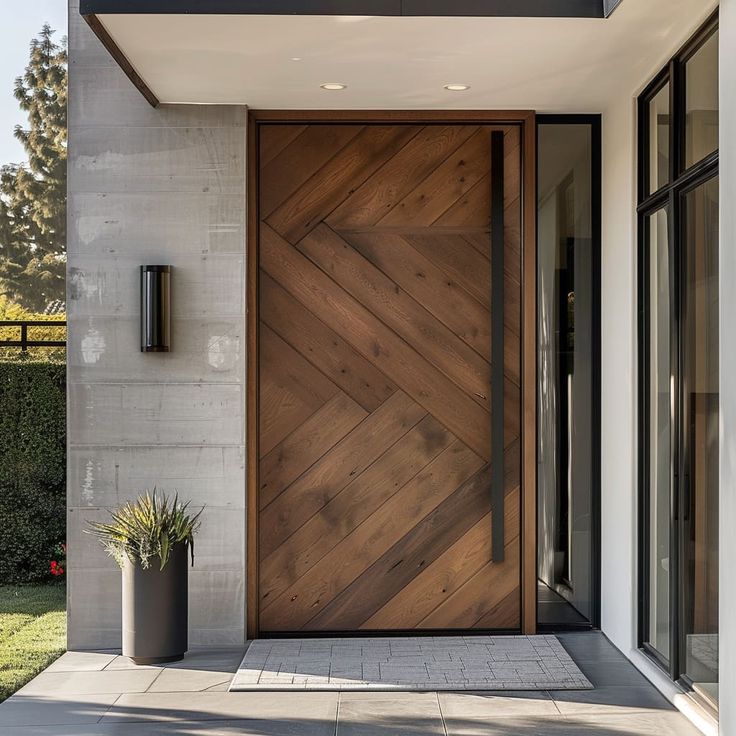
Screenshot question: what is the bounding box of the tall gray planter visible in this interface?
[122,543,189,664]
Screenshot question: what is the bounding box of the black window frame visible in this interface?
[637,9,719,684]
[536,114,602,632]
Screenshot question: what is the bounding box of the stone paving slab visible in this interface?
[230,635,593,691]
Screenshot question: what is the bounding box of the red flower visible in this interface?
[50,560,64,577]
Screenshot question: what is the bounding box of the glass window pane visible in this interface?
[683,176,719,704]
[537,123,595,627]
[649,83,670,193]
[686,30,719,168]
[647,207,671,660]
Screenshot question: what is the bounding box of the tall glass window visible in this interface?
[646,207,671,660]
[638,12,718,711]
[649,83,670,194]
[682,176,719,699]
[685,29,719,168]
[537,118,599,629]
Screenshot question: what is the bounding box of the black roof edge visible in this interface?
[80,0,606,19]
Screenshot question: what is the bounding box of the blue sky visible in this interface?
[0,1,67,167]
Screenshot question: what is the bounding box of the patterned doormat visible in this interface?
[230,635,593,691]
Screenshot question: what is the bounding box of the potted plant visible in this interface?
[87,491,202,665]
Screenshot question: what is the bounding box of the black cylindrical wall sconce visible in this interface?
[140,265,171,352]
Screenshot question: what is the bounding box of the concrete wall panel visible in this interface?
[68,192,245,256]
[67,0,247,649]
[67,446,245,508]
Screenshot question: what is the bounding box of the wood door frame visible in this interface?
[246,109,537,638]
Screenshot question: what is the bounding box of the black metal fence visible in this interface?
[0,320,67,351]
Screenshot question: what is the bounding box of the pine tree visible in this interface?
[0,24,67,311]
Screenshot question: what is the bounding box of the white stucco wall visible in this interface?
[66,0,247,649]
[598,0,718,662]
[719,3,734,735]
[599,94,638,655]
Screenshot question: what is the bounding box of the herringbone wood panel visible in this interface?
[257,124,521,632]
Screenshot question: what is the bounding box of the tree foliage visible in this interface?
[0,24,67,311]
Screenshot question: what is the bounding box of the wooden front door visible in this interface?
[255,120,523,633]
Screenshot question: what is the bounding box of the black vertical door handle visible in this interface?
[490,130,505,563]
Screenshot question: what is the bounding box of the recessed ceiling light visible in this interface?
[444,83,471,91]
[290,57,302,62]
[320,83,347,91]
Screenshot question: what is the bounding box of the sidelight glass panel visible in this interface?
[682,176,719,704]
[649,83,670,193]
[537,122,596,627]
[646,207,671,660]
[685,30,718,168]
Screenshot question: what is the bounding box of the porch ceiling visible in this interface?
[82,0,715,109]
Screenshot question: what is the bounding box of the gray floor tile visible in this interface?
[15,669,161,696]
[337,696,444,736]
[0,693,120,727]
[555,633,630,663]
[44,652,119,673]
[147,668,235,693]
[550,685,674,715]
[438,691,559,718]
[572,661,651,688]
[101,691,339,724]
[0,639,708,736]
[104,648,245,673]
[339,692,439,703]
[443,715,572,736]
[562,711,705,735]
[164,649,246,672]
[0,719,335,736]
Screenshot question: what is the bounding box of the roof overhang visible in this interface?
[78,0,715,110]
[80,1,614,19]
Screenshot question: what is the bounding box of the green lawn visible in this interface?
[0,585,66,703]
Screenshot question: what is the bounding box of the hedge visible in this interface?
[0,360,66,583]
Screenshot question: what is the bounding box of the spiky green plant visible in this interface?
[86,491,202,570]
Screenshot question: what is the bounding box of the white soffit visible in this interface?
[95,0,717,110]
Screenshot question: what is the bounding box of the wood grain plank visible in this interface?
[260,270,396,411]
[261,124,364,216]
[260,323,338,408]
[403,231,522,378]
[404,231,491,308]
[310,463,495,630]
[433,172,490,228]
[418,531,520,629]
[259,325,339,457]
[266,125,422,243]
[260,440,484,631]
[298,224,492,410]
[405,229,520,334]
[259,392,367,510]
[343,230,490,359]
[474,587,521,629]
[259,414,453,609]
[364,442,520,629]
[259,390,426,558]
[259,124,307,167]
[326,125,478,228]
[377,127,491,227]
[260,223,492,460]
